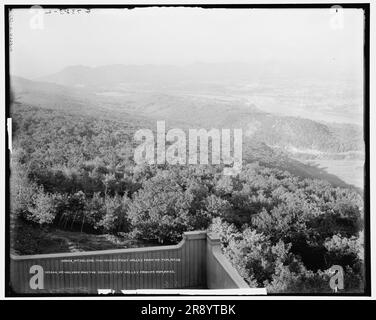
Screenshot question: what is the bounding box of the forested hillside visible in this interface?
[12,75,364,160]
[10,102,364,293]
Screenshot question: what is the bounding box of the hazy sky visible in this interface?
[9,7,364,79]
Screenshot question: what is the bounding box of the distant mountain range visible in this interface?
[37,63,361,88]
[37,64,253,87]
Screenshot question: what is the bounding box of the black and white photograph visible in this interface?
[2,1,373,300]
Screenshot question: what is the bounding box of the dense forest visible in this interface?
[10,103,364,293]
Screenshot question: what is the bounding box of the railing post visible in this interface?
[181,231,207,288]
[206,232,221,288]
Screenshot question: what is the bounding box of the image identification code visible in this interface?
[141,304,236,317]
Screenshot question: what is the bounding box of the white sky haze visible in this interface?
[9,7,364,79]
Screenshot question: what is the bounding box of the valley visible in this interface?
[301,159,364,190]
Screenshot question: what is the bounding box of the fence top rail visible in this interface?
[11,237,186,261]
[10,230,208,261]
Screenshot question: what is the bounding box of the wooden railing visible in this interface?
[206,233,249,289]
[10,231,249,294]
